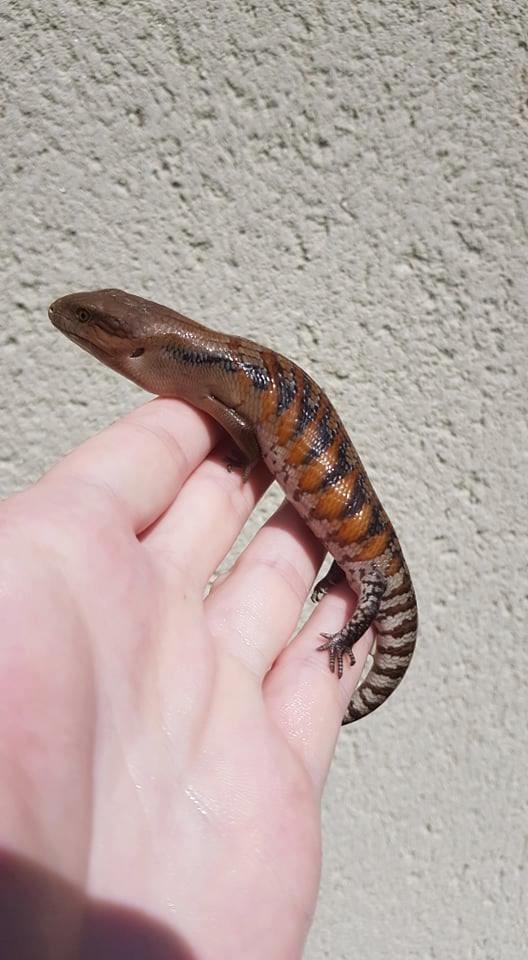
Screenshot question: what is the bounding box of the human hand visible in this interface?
[0,398,372,960]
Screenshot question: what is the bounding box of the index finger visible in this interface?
[43,397,221,533]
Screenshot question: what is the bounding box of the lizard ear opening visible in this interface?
[130,347,145,358]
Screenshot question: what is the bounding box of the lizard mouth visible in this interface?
[66,330,113,360]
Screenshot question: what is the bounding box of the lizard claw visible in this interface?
[225,452,252,482]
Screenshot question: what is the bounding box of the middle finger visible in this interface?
[205,500,325,677]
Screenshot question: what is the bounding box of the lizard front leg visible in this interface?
[200,395,261,481]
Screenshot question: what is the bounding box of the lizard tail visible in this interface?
[343,566,418,724]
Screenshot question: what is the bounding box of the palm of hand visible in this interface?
[0,399,371,959]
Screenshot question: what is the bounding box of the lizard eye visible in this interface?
[130,347,145,358]
[76,307,91,324]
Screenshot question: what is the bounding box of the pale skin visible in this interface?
[0,398,372,960]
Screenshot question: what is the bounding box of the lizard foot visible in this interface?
[316,633,356,679]
[225,452,252,482]
[311,561,346,603]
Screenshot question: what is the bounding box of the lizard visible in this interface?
[48,288,418,723]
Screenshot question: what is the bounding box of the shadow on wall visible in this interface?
[0,849,197,960]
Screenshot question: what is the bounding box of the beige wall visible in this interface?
[1,2,526,957]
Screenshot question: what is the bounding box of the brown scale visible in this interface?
[283,362,409,717]
[49,288,418,724]
[239,353,418,723]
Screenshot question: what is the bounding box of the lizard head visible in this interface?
[48,288,234,397]
[48,289,161,366]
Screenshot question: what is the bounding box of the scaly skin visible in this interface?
[48,289,418,723]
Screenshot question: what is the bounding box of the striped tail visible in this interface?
[343,563,418,724]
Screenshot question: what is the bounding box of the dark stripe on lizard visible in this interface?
[239,360,273,390]
[291,373,320,438]
[166,343,237,372]
[302,403,341,463]
[275,363,298,414]
[320,438,356,489]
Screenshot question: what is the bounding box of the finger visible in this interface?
[264,582,373,792]
[204,500,325,678]
[42,398,220,533]
[141,440,273,587]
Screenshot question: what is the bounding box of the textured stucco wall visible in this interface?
[1,2,527,957]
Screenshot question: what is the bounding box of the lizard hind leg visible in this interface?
[311,559,346,603]
[316,567,386,679]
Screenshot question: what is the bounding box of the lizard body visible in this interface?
[49,289,417,723]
